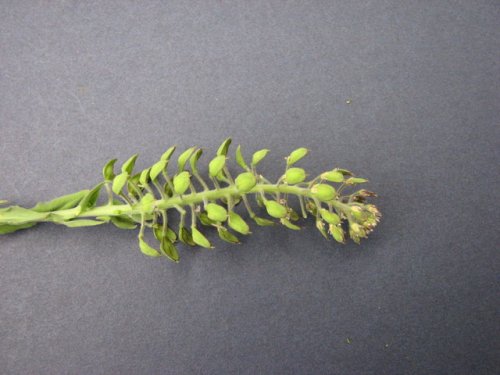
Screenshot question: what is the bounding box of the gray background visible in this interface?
[1,1,499,374]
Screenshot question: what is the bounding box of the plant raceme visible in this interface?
[0,139,381,262]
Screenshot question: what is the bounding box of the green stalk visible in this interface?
[0,184,352,225]
[0,138,381,260]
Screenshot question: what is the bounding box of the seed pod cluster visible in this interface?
[0,138,381,262]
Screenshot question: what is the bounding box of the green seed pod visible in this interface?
[153,225,164,241]
[228,211,250,235]
[321,170,344,183]
[192,227,213,248]
[235,172,257,192]
[177,147,196,173]
[112,171,129,195]
[319,208,341,225]
[336,168,353,176]
[121,154,138,174]
[345,177,369,185]
[329,224,345,243]
[189,148,203,175]
[286,147,308,166]
[160,145,176,162]
[110,216,137,230]
[149,159,167,181]
[253,216,275,226]
[102,158,117,181]
[160,237,179,262]
[140,193,155,211]
[280,218,301,230]
[178,226,196,246]
[251,149,269,166]
[315,219,329,239]
[217,226,240,243]
[310,184,336,201]
[165,227,176,242]
[199,212,216,226]
[139,167,150,186]
[78,183,103,211]
[205,203,227,222]
[216,137,232,156]
[264,200,288,218]
[208,155,226,177]
[138,236,160,257]
[284,167,306,184]
[173,171,191,195]
[235,145,249,170]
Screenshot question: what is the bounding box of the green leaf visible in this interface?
[0,200,8,206]
[205,203,227,222]
[110,216,137,229]
[216,137,232,156]
[150,159,167,181]
[235,145,249,170]
[191,227,213,248]
[32,190,89,212]
[138,236,161,257]
[345,177,369,185]
[58,219,106,228]
[253,216,275,226]
[217,226,240,244]
[0,222,37,234]
[160,237,180,262]
[280,218,301,230]
[189,148,203,175]
[321,170,344,183]
[208,155,226,177]
[251,149,269,167]
[177,147,196,173]
[112,172,129,195]
[102,158,117,181]
[286,147,308,166]
[79,183,104,211]
[161,146,176,162]
[121,154,138,174]
[235,172,257,192]
[228,211,250,235]
[284,167,306,184]
[264,200,288,218]
[173,171,191,195]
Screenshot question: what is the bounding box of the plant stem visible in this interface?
[0,183,349,226]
